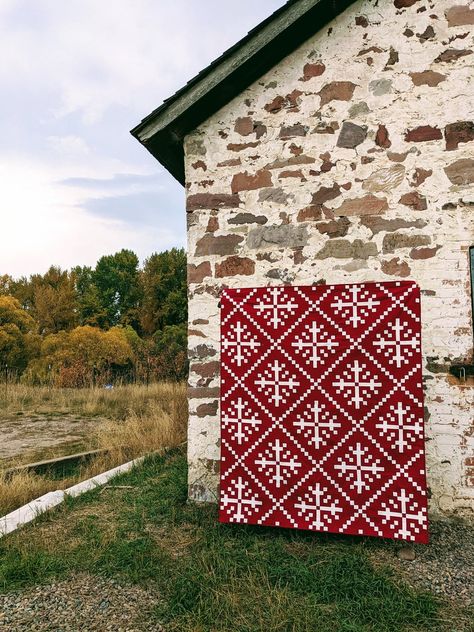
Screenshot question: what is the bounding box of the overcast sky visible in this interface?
[0,0,284,277]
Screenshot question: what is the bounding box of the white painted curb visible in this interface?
[0,456,146,538]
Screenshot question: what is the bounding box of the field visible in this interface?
[0,383,187,515]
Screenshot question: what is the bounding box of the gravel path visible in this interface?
[0,574,163,631]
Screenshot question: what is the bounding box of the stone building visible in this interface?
[132,0,474,516]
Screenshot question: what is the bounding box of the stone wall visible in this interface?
[184,0,474,515]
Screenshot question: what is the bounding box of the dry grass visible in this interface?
[0,382,187,516]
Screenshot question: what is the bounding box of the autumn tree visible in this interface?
[0,295,39,372]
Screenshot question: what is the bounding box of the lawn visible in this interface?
[0,448,471,632]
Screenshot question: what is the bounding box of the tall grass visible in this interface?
[0,383,188,516]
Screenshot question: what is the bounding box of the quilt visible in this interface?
[219,281,429,543]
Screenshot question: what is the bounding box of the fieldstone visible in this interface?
[417,25,435,42]
[279,169,306,181]
[349,102,370,117]
[369,79,392,95]
[188,262,212,283]
[316,217,351,238]
[301,62,326,81]
[264,89,302,113]
[399,191,428,211]
[385,47,399,67]
[234,117,254,136]
[410,246,440,259]
[227,141,260,152]
[192,361,220,378]
[186,138,206,156]
[444,158,474,184]
[247,225,309,249]
[297,205,324,222]
[337,122,368,148]
[228,213,268,225]
[188,386,220,399]
[195,401,219,418]
[188,345,217,360]
[316,239,378,260]
[411,168,433,186]
[217,158,242,167]
[187,193,241,211]
[231,170,272,193]
[280,123,308,139]
[388,151,409,162]
[333,194,389,216]
[362,217,428,235]
[363,165,405,193]
[410,70,446,86]
[446,5,474,27]
[266,155,315,169]
[319,81,356,106]
[355,15,369,27]
[195,234,243,256]
[266,268,296,284]
[375,124,391,148]
[405,125,443,142]
[435,49,473,63]
[383,233,431,254]
[215,256,255,277]
[312,183,341,205]
[445,121,474,150]
[394,0,419,8]
[206,216,219,233]
[192,160,207,171]
[382,257,411,277]
[258,187,291,204]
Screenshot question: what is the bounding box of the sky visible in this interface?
[0,0,284,277]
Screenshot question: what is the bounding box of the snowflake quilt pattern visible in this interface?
[219,281,429,543]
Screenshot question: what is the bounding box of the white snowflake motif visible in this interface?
[222,398,261,445]
[331,285,380,328]
[333,360,382,409]
[334,442,384,494]
[221,477,263,523]
[255,439,301,488]
[255,360,300,407]
[291,321,339,369]
[222,321,260,367]
[255,287,298,329]
[293,401,341,450]
[376,402,423,453]
[373,318,420,369]
[378,488,428,541]
[295,483,343,531]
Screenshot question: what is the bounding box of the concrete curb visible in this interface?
[0,456,146,538]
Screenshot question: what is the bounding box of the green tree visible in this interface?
[152,323,188,381]
[141,248,187,336]
[30,266,78,334]
[0,295,39,372]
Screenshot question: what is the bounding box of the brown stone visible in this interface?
[337,122,368,148]
[381,257,411,277]
[410,246,440,259]
[388,151,409,162]
[411,168,433,186]
[228,213,268,225]
[445,121,474,150]
[405,125,442,142]
[399,191,428,211]
[315,239,378,260]
[297,205,323,222]
[435,49,473,63]
[375,124,392,148]
[215,256,255,277]
[362,217,428,235]
[192,160,207,171]
[188,386,220,399]
[187,193,241,212]
[357,46,384,56]
[319,153,335,173]
[195,401,218,418]
[217,158,241,167]
[333,194,389,216]
[294,249,307,264]
[417,25,435,42]
[206,216,219,233]
[234,117,254,136]
[192,361,219,379]
[355,15,369,27]
[444,158,474,184]
[311,183,341,205]
[394,0,419,7]
[255,123,267,139]
[363,165,405,193]
[227,141,260,152]
[188,262,212,283]
[231,170,272,193]
[195,234,243,256]
[385,47,399,66]
[301,62,326,81]
[280,123,308,139]
[383,233,431,254]
[410,70,446,86]
[264,89,302,113]
[266,155,315,169]
[319,81,356,106]
[279,169,306,181]
[192,319,209,326]
[316,217,351,238]
[188,345,217,361]
[188,329,205,338]
[446,5,474,27]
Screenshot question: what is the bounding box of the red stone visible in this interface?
[399,191,428,211]
[188,262,212,284]
[375,125,392,148]
[215,256,255,278]
[301,62,326,81]
[382,257,411,277]
[404,125,443,142]
[445,121,474,151]
[187,193,241,212]
[231,170,272,193]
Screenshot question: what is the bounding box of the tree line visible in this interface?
[0,248,188,386]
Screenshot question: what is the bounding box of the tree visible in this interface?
[74,265,107,327]
[0,295,39,372]
[94,250,142,329]
[141,248,187,336]
[152,323,188,381]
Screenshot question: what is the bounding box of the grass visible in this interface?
[0,448,470,632]
[0,383,187,515]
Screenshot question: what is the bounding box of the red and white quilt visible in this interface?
[219,281,429,543]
